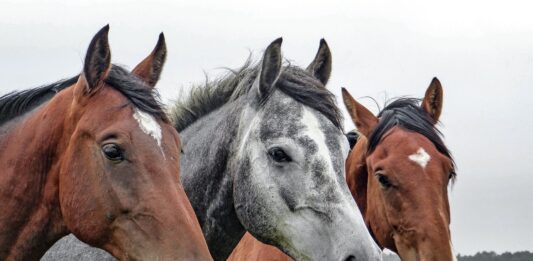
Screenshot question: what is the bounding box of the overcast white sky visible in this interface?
[1,0,532,255]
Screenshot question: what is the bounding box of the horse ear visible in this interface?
[258,37,283,97]
[341,88,378,137]
[421,77,443,124]
[132,33,167,88]
[306,39,332,85]
[81,25,111,94]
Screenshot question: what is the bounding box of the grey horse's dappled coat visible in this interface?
[171,39,381,260]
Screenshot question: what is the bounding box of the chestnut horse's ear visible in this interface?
[258,37,283,97]
[81,25,111,94]
[421,77,444,124]
[306,39,332,85]
[132,33,167,88]
[341,88,378,138]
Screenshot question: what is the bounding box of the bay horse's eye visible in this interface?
[102,143,124,162]
[268,147,292,163]
[376,173,392,189]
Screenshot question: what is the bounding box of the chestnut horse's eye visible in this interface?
[102,143,124,162]
[376,173,392,189]
[268,147,292,163]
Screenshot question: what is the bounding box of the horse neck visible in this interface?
[179,100,248,260]
[0,88,74,260]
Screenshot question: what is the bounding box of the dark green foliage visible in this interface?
[458,251,533,261]
[382,251,533,261]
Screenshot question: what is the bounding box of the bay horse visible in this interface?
[342,79,456,260]
[0,26,211,260]
[169,38,381,261]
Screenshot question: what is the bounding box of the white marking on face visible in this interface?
[301,108,335,177]
[238,110,262,156]
[133,108,163,148]
[408,147,431,169]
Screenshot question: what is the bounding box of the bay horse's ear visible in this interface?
[341,88,378,138]
[306,39,332,85]
[81,25,111,94]
[258,37,283,97]
[132,33,167,88]
[421,77,443,124]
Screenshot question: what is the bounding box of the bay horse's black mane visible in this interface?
[170,59,343,132]
[0,65,166,126]
[368,97,456,179]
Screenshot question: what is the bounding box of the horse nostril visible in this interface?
[345,255,357,261]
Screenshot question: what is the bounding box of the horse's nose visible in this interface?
[344,255,357,261]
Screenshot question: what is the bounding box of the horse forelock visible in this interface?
[368,97,456,180]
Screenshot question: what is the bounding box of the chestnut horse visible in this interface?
[229,79,456,261]
[0,26,211,260]
[342,79,456,260]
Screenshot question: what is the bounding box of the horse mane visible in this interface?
[368,97,456,180]
[0,77,78,126]
[0,65,167,126]
[170,58,343,132]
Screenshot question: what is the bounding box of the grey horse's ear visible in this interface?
[307,39,332,86]
[258,37,283,97]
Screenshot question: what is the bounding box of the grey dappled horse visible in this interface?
[172,38,380,260]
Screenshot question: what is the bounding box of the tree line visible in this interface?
[382,251,533,261]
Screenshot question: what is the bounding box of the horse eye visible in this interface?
[268,147,292,163]
[448,171,455,180]
[376,173,392,189]
[102,143,124,162]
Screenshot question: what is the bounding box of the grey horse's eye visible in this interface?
[268,147,292,163]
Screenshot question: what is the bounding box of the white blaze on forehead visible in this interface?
[133,108,163,148]
[408,147,431,168]
[301,108,335,176]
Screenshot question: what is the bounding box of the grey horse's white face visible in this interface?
[230,38,381,260]
[233,90,381,261]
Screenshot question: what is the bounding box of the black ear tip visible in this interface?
[341,87,349,95]
[99,24,110,35]
[320,38,328,46]
[92,25,110,44]
[430,77,442,89]
[272,37,283,46]
[156,33,166,49]
[431,77,441,84]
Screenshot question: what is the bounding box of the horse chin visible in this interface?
[274,208,382,261]
[393,233,455,261]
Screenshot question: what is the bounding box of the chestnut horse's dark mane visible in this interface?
[170,59,342,132]
[368,97,456,180]
[0,65,167,126]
